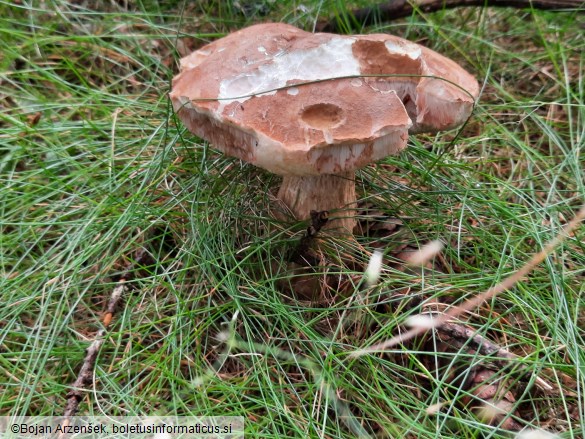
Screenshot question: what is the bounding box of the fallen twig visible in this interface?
[437,321,553,391]
[318,0,585,32]
[63,333,106,418]
[63,247,149,418]
[352,204,585,356]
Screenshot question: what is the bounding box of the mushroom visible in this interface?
[170,23,479,232]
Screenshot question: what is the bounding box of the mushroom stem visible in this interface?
[277,171,357,233]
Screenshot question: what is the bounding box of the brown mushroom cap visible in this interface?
[170,23,479,177]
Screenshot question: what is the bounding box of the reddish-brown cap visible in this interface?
[170,23,479,176]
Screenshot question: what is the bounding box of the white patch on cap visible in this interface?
[384,40,421,60]
[218,37,360,111]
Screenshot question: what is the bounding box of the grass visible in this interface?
[1,1,584,438]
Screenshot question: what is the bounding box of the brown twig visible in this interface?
[352,204,585,356]
[317,0,585,32]
[439,321,520,365]
[437,321,553,391]
[103,248,147,326]
[103,279,128,327]
[63,247,149,418]
[63,333,106,418]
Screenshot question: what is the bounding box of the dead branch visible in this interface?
[352,203,585,355]
[317,0,585,32]
[438,321,520,366]
[437,321,552,391]
[103,248,147,326]
[63,332,106,418]
[424,323,525,430]
[103,279,128,327]
[63,247,149,418]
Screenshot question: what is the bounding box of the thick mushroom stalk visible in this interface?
[170,23,479,233]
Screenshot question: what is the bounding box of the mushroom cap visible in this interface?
[170,23,479,176]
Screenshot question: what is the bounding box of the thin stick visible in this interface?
[318,0,585,32]
[351,204,585,357]
[63,332,106,418]
[63,247,148,417]
[438,321,553,391]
